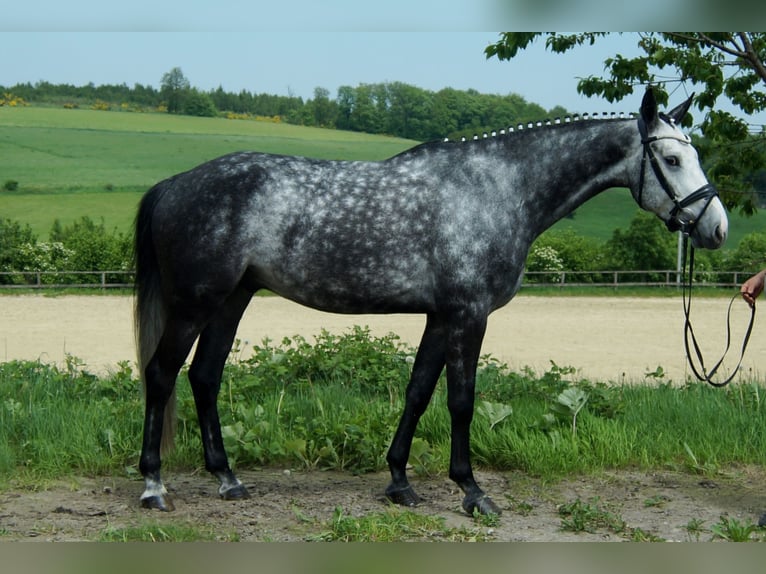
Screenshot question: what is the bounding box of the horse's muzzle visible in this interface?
[665,183,720,237]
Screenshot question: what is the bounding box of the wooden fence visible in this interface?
[0,269,753,290]
[0,271,135,289]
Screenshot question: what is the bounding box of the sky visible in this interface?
[1,2,763,125]
[1,32,653,114]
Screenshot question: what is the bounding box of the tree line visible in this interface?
[1,69,567,142]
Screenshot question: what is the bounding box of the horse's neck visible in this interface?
[499,120,636,234]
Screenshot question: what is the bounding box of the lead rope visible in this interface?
[681,237,756,387]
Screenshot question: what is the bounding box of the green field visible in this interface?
[1,105,763,246]
[0,107,418,236]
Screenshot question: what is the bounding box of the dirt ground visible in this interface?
[2,467,766,541]
[2,293,766,541]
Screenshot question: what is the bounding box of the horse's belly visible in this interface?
[253,266,437,315]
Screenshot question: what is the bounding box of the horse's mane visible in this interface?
[444,111,638,143]
[394,111,639,158]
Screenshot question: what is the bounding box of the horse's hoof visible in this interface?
[140,494,175,512]
[463,494,501,517]
[220,483,251,501]
[385,484,422,507]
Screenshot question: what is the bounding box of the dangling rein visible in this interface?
[681,238,756,387]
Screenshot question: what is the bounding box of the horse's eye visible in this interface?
[665,156,680,167]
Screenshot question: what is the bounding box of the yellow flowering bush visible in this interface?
[0,93,29,107]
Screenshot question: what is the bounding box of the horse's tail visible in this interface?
[134,182,176,454]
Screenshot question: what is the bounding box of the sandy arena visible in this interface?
[1,293,764,383]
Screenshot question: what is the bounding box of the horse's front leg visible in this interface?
[385,315,446,507]
[445,313,502,516]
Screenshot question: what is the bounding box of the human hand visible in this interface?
[741,270,766,309]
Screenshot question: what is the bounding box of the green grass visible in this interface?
[0,191,143,238]
[100,522,239,542]
[0,106,416,236]
[307,506,491,542]
[2,329,766,489]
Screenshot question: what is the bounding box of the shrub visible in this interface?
[722,231,766,273]
[183,89,217,117]
[90,99,111,111]
[0,92,28,107]
[15,241,74,273]
[604,212,676,281]
[49,216,132,281]
[526,244,564,283]
[3,180,18,191]
[527,229,610,283]
[0,218,37,282]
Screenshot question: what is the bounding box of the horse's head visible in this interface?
[631,87,728,249]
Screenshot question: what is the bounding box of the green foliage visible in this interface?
[710,515,762,542]
[2,328,766,489]
[0,359,143,479]
[100,522,238,542]
[535,229,606,271]
[558,497,626,534]
[11,241,74,283]
[527,229,608,283]
[47,216,132,282]
[0,218,38,283]
[605,211,676,273]
[309,506,490,542]
[682,515,766,542]
[525,244,564,283]
[548,387,589,436]
[216,327,414,472]
[721,231,766,273]
[4,76,566,141]
[160,67,190,114]
[476,401,513,431]
[182,89,217,118]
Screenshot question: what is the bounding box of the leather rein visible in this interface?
[681,241,756,387]
[636,116,756,387]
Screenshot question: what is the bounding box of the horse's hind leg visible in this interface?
[188,285,253,501]
[140,314,204,511]
[385,315,447,506]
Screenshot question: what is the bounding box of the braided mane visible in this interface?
[442,111,638,143]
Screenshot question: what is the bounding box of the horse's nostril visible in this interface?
[715,224,726,243]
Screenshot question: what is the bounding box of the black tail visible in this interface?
[134,183,176,453]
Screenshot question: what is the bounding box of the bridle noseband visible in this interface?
[636,115,719,235]
[636,116,754,387]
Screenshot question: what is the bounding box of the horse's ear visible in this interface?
[640,87,659,127]
[667,93,695,125]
